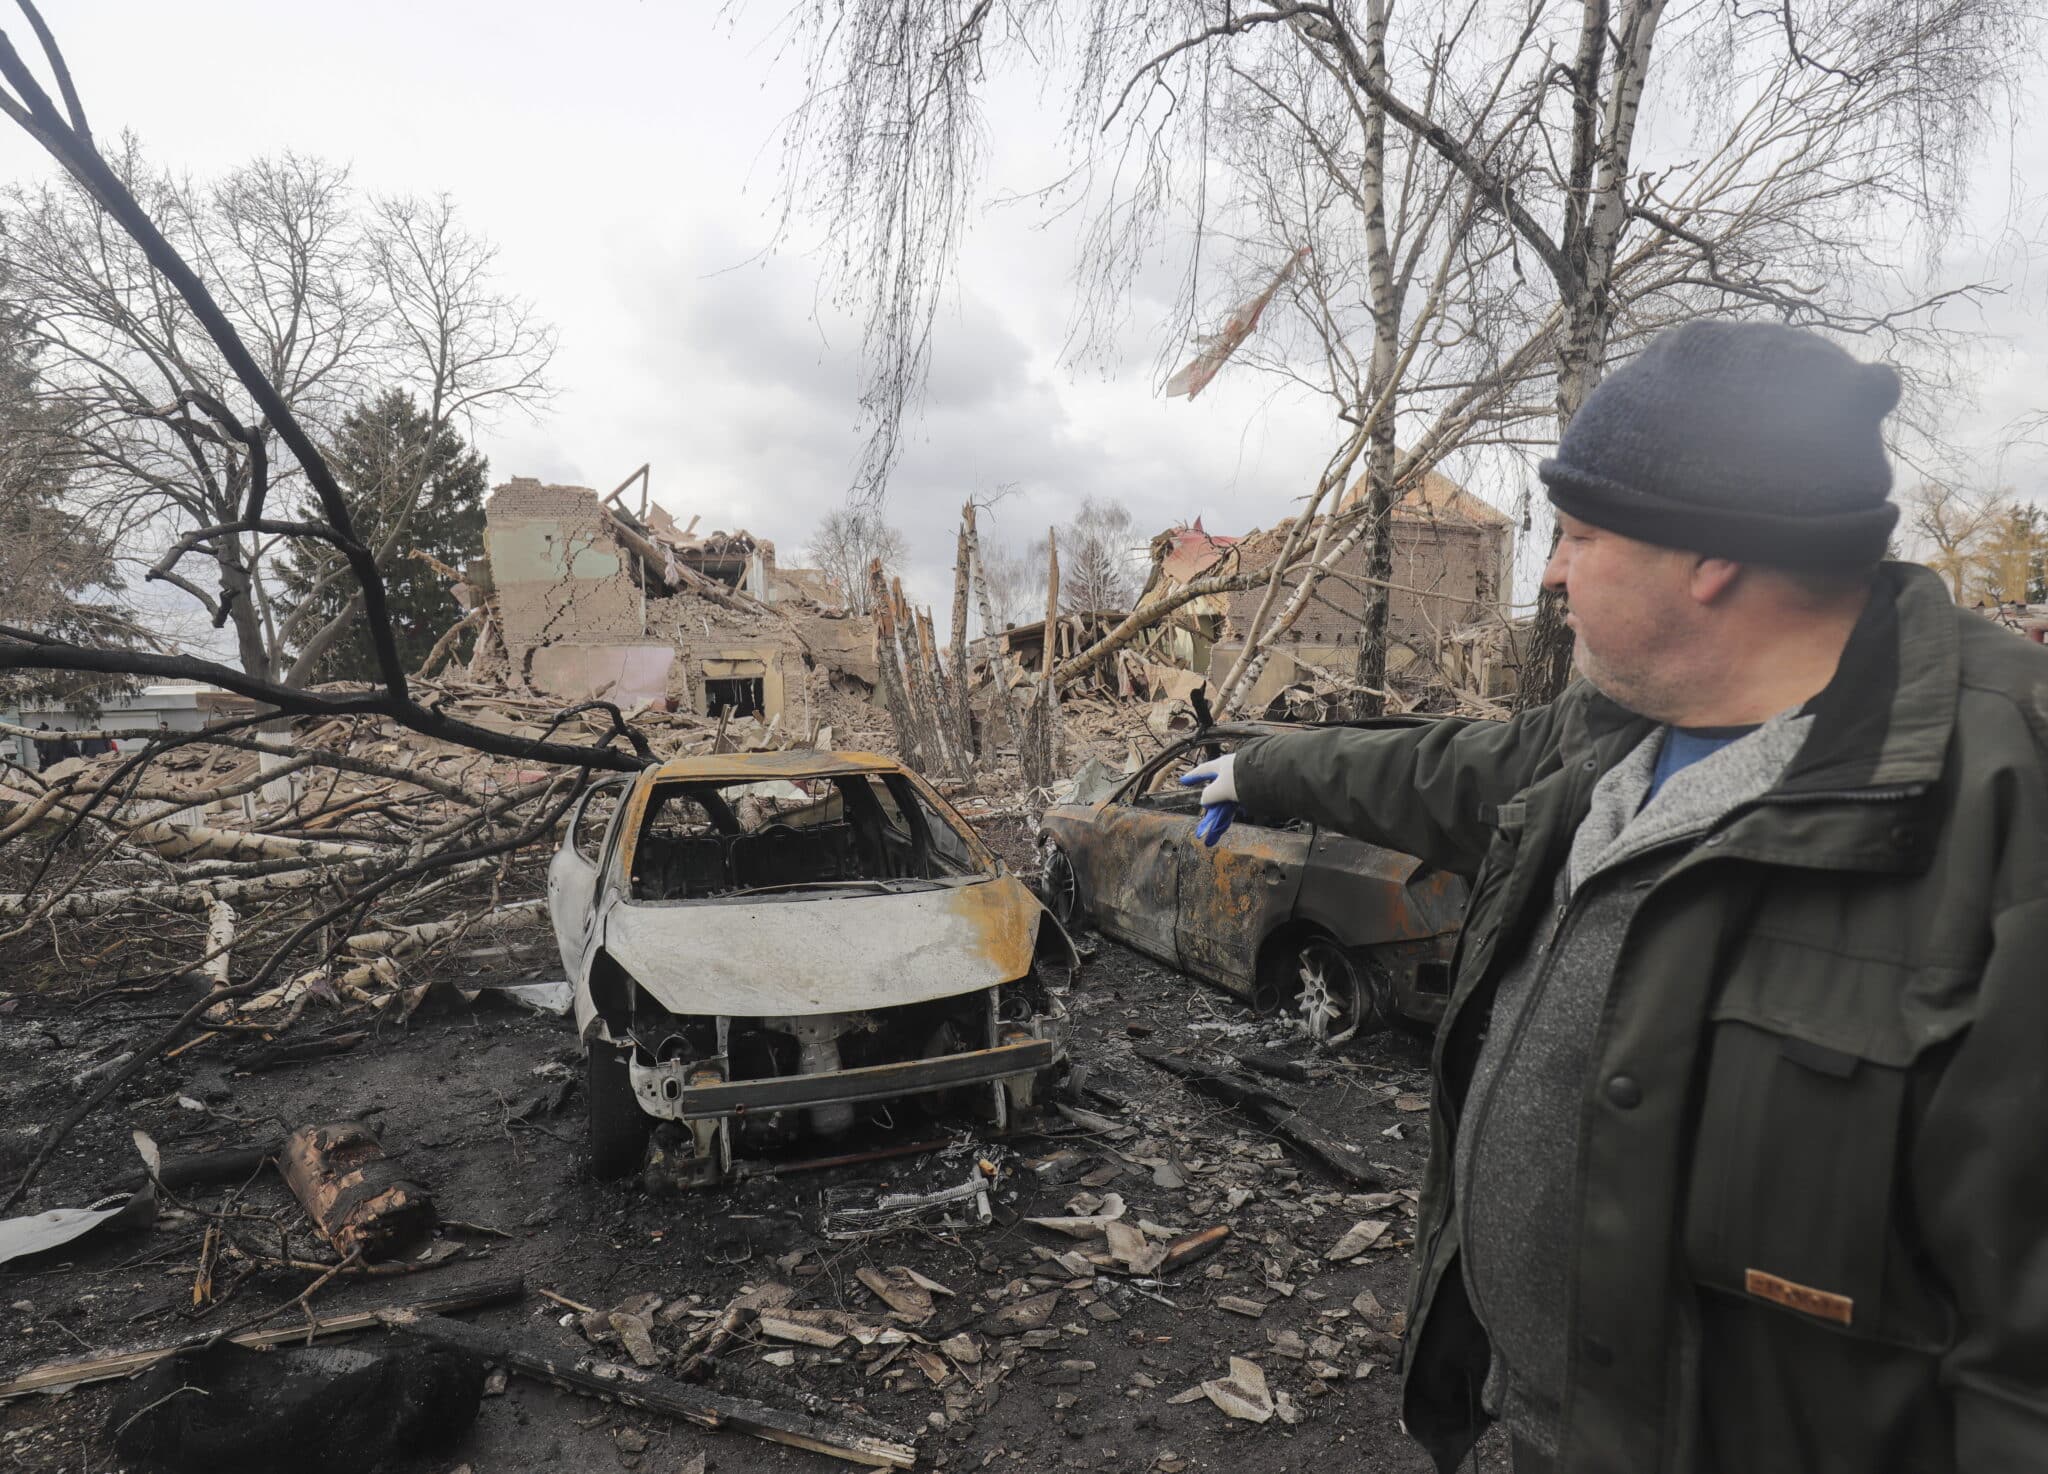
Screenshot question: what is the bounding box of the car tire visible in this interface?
[1288,937,1388,1046]
[1039,841,1087,929]
[586,1036,652,1180]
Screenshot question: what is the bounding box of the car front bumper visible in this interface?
[627,1033,1060,1124]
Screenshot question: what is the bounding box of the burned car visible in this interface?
[548,750,1077,1181]
[1038,720,1468,1042]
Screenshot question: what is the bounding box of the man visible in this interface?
[1180,322,2048,1472]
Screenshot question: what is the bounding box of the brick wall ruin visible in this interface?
[482,478,876,732]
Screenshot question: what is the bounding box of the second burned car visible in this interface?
[548,750,1078,1182]
[1038,720,1469,1041]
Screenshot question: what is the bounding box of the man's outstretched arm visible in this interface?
[1199,702,1564,878]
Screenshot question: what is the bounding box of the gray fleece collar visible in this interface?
[1567,709,1814,894]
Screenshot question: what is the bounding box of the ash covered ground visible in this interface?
[0,913,1509,1474]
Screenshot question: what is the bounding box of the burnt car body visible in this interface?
[548,749,1077,1182]
[1038,720,1468,1041]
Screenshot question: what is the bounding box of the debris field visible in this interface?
[0,930,1509,1472]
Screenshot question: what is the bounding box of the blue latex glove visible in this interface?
[1194,800,1239,846]
[1179,753,1239,847]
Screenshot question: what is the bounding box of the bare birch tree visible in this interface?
[1905,481,2004,602]
[767,0,2034,707]
[274,193,558,675]
[807,506,909,612]
[0,147,554,684]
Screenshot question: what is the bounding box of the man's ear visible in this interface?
[1689,557,1742,606]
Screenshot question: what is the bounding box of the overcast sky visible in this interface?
[17,2,2047,624]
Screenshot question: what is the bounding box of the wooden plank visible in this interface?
[384,1310,917,1469]
[0,1274,524,1400]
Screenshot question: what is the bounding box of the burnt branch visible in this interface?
[0,627,643,771]
[0,6,643,773]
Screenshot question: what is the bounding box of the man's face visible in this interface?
[1541,512,1702,718]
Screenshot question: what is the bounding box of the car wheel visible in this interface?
[586,1036,652,1179]
[1040,841,1086,928]
[1291,938,1384,1046]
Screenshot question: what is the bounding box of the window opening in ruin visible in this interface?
[703,676,763,718]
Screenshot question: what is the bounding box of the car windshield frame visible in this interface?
[1114,734,1233,810]
[614,764,999,906]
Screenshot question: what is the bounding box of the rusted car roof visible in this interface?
[642,748,904,783]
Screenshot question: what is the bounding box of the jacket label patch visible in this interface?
[1745,1268,1854,1325]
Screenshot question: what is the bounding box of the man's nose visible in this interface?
[1541,539,1570,593]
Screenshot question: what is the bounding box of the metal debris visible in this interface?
[822,1162,997,1241]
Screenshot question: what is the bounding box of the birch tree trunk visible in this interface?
[1522,0,1670,706]
[1029,532,1062,789]
[867,559,922,766]
[949,506,976,760]
[967,525,1029,763]
[1351,0,1400,718]
[893,579,957,777]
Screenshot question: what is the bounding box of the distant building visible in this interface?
[4,682,261,768]
[1144,467,1513,709]
[480,477,876,726]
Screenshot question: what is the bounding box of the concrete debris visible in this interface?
[1104,1218,1167,1274]
[1025,1191,1128,1239]
[981,1290,1061,1336]
[1201,1356,1276,1423]
[1327,1219,1393,1262]
[610,1310,661,1368]
[856,1265,950,1323]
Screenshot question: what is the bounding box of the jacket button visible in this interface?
[1583,1337,1616,1367]
[1605,1075,1643,1109]
[1890,823,1920,849]
[1582,757,1598,772]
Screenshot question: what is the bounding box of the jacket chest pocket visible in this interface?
[1682,933,1971,1349]
[1684,1019,1906,1337]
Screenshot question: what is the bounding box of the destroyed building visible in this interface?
[480,478,878,730]
[1144,471,1514,710]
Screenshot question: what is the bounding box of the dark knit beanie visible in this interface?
[1539,321,1901,564]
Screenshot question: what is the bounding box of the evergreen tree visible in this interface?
[279,390,488,682]
[0,276,129,712]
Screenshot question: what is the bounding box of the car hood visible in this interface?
[600,874,1043,1017]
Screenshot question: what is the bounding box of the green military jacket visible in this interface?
[1233,564,2048,1473]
